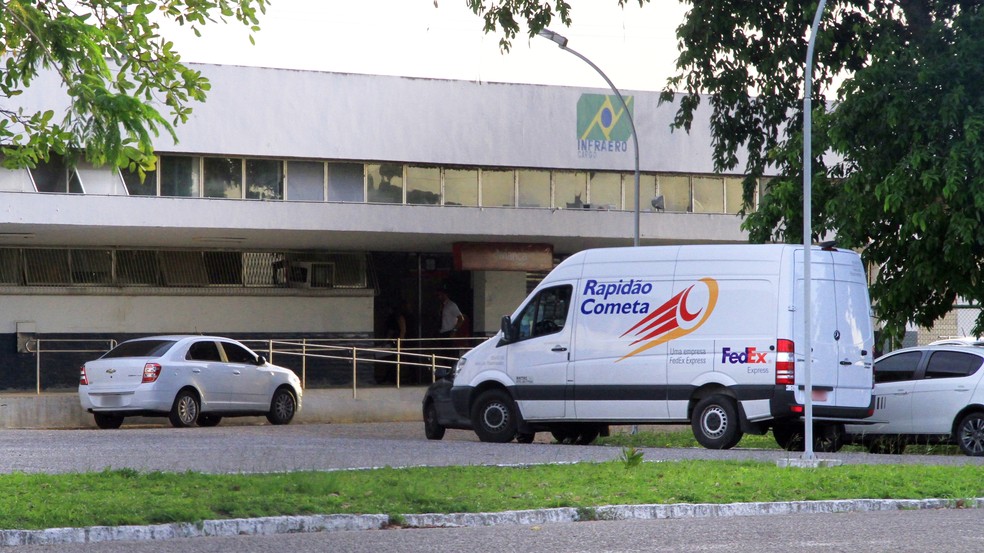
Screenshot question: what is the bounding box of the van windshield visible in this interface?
[101,340,176,359]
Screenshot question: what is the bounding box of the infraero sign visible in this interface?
[576,93,634,159]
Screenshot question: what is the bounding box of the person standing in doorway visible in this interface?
[437,288,465,339]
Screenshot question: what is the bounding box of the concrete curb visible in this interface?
[2,498,981,546]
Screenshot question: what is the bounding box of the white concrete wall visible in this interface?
[1,294,373,335]
[472,271,528,335]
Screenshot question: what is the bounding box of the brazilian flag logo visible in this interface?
[577,93,634,142]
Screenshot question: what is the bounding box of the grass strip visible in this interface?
[3,461,983,530]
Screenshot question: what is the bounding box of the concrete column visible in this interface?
[472,271,528,336]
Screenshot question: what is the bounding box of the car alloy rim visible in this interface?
[961,417,984,454]
[275,393,294,419]
[179,396,197,424]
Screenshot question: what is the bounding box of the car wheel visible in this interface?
[772,422,804,451]
[93,413,124,430]
[266,388,297,425]
[423,401,446,440]
[169,390,200,428]
[814,424,845,453]
[197,414,222,427]
[551,428,577,444]
[574,428,600,445]
[691,395,743,449]
[956,412,984,456]
[471,389,518,443]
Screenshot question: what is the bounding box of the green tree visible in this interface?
[0,0,266,176]
[469,0,984,340]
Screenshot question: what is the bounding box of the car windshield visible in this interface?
[101,339,176,359]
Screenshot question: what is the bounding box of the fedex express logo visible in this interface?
[722,347,767,364]
[618,278,719,361]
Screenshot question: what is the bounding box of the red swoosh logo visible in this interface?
[618,278,719,361]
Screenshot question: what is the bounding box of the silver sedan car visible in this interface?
[79,335,302,429]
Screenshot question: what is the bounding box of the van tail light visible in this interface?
[79,365,89,386]
[776,339,795,385]
[142,363,162,383]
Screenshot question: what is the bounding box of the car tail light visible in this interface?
[776,339,795,385]
[142,363,162,383]
[79,365,89,386]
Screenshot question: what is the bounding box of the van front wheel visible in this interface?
[692,395,743,449]
[471,389,518,443]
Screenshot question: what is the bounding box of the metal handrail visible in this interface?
[26,339,117,395]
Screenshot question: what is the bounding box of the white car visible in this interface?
[79,335,302,429]
[844,345,984,456]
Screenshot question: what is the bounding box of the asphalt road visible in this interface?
[2,422,983,475]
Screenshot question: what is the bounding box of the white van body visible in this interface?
[446,244,875,449]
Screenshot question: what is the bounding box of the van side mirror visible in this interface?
[500,315,516,344]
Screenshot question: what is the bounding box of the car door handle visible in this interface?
[233,370,241,375]
[192,368,201,373]
[551,346,568,352]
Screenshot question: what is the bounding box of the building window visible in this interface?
[203,157,243,199]
[517,170,550,208]
[160,155,201,197]
[159,251,209,286]
[122,166,158,196]
[406,165,440,205]
[31,155,69,193]
[725,177,746,214]
[589,172,621,210]
[555,171,588,209]
[117,250,159,285]
[481,169,515,207]
[23,249,71,285]
[367,162,403,204]
[76,162,128,195]
[444,168,478,206]
[203,251,242,285]
[246,159,283,200]
[633,173,657,212]
[659,175,691,212]
[285,160,325,201]
[693,176,724,213]
[327,162,364,202]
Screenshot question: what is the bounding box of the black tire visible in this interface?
[866,436,907,455]
[266,388,297,425]
[691,395,743,449]
[551,428,577,444]
[956,412,984,456]
[197,414,222,427]
[574,428,600,445]
[516,432,536,444]
[772,422,803,451]
[93,413,124,429]
[471,389,519,443]
[169,390,200,428]
[423,401,446,440]
[814,424,845,453]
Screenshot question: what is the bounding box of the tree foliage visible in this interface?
[468,0,984,340]
[0,0,266,175]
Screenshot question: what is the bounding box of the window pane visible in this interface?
[328,162,365,202]
[71,249,113,284]
[925,351,983,379]
[76,163,127,195]
[367,163,403,203]
[24,249,71,284]
[693,176,724,213]
[285,160,324,201]
[517,170,550,207]
[590,172,621,210]
[406,166,440,205]
[659,175,690,212]
[0,248,20,284]
[445,168,478,206]
[117,250,159,285]
[122,166,157,196]
[246,159,283,200]
[31,155,68,193]
[555,171,588,209]
[633,173,657,212]
[725,177,745,214]
[874,351,921,383]
[204,157,243,199]
[0,166,34,192]
[481,169,514,207]
[159,251,208,286]
[204,251,242,285]
[160,156,200,197]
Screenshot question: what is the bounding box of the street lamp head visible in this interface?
[537,28,568,48]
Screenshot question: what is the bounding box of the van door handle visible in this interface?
[551,346,568,352]
[839,360,852,366]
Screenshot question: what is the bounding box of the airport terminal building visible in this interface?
[0,64,763,390]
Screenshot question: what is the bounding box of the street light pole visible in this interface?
[538,29,641,247]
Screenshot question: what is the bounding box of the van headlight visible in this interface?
[453,356,467,378]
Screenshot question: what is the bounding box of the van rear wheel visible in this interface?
[692,395,743,449]
[471,389,518,443]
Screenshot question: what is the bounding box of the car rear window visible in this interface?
[101,339,176,359]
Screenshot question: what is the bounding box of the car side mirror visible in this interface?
[256,355,267,366]
[500,315,516,344]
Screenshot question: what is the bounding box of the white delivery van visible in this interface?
[423,244,875,450]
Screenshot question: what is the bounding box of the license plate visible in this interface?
[812,390,828,402]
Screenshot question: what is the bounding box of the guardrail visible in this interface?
[22,336,487,397]
[25,339,118,395]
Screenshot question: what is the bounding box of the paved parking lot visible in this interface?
[2,422,983,475]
